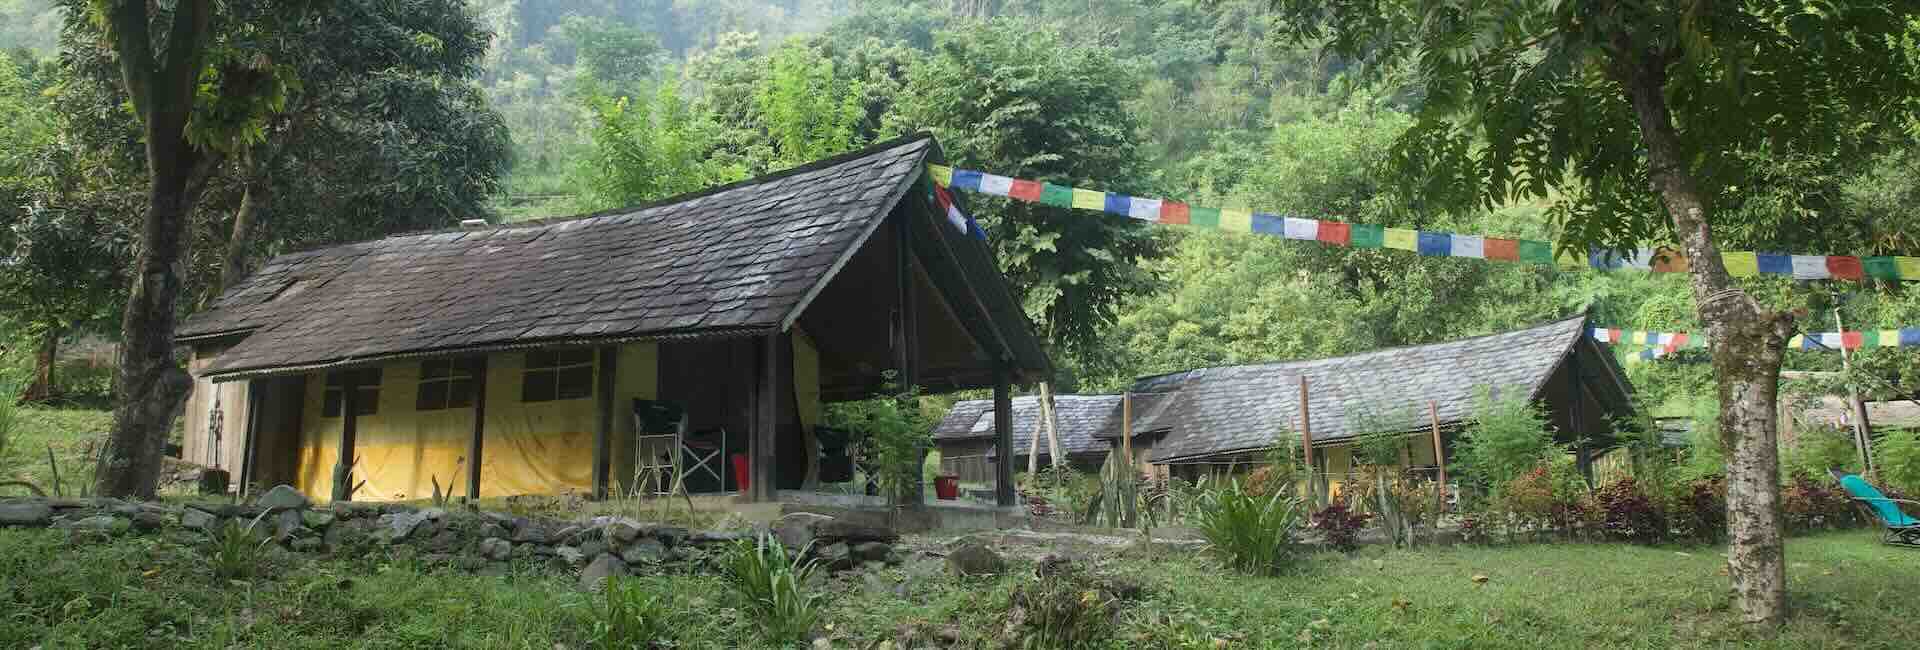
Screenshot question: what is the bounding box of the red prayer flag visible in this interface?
[1159,201,1191,225]
[933,185,954,209]
[1483,238,1520,261]
[1825,255,1864,281]
[1608,328,1622,342]
[1668,333,1689,352]
[1842,331,1864,349]
[1008,179,1043,202]
[1317,221,1351,246]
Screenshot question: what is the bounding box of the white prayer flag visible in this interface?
[1128,197,1162,222]
[1451,235,1486,259]
[1283,217,1319,240]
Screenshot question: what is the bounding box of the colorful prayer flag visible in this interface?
[1591,328,1612,342]
[1317,221,1351,246]
[1722,252,1759,277]
[1251,212,1286,235]
[1350,224,1385,249]
[1518,240,1555,265]
[1128,197,1161,222]
[1756,253,1791,275]
[1484,238,1519,261]
[1072,188,1105,211]
[1040,183,1074,207]
[951,169,982,192]
[1788,335,1805,349]
[1898,257,1920,280]
[1160,201,1191,225]
[1842,331,1864,349]
[1881,329,1901,347]
[1792,255,1831,280]
[928,165,953,187]
[1188,206,1221,229]
[1861,330,1880,348]
[1384,228,1418,251]
[1282,217,1319,240]
[1451,235,1485,259]
[1220,208,1252,232]
[1863,256,1901,281]
[1818,332,1843,348]
[1671,333,1691,350]
[1103,193,1134,216]
[1902,328,1920,346]
[979,173,1014,196]
[1622,248,1655,271]
[1417,231,1452,257]
[1826,256,1864,281]
[1009,179,1043,202]
[1589,248,1625,270]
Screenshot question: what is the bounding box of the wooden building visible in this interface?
[174,135,1050,505]
[932,395,1121,483]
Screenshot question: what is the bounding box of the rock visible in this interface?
[579,554,629,591]
[620,538,668,564]
[511,523,549,545]
[479,522,508,540]
[554,525,583,544]
[775,512,835,552]
[853,541,892,562]
[817,520,899,543]
[301,510,334,528]
[1035,553,1078,578]
[109,501,144,517]
[690,530,748,544]
[945,543,1005,577]
[331,501,382,519]
[60,515,131,536]
[641,524,689,546]
[0,502,53,526]
[454,555,488,572]
[419,507,447,521]
[130,511,170,532]
[181,507,219,531]
[816,542,852,570]
[606,522,641,544]
[389,510,432,540]
[425,530,461,553]
[579,539,607,560]
[198,469,231,495]
[479,537,513,561]
[530,545,559,558]
[254,484,309,511]
[276,509,305,539]
[555,546,584,566]
[290,537,322,552]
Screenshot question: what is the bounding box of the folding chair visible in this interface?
[630,400,689,501]
[681,427,730,493]
[1831,469,1920,548]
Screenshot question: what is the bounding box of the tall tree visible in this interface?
[77,0,298,498]
[1277,0,1920,623]
[887,19,1165,359]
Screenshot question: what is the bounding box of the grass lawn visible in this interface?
[1,522,1913,649]
[0,405,114,496]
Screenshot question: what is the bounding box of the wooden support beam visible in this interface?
[895,209,925,505]
[238,378,263,498]
[1429,400,1446,512]
[993,362,1014,507]
[331,371,361,502]
[1299,376,1314,503]
[593,346,617,501]
[1568,348,1592,485]
[753,334,783,502]
[467,355,489,501]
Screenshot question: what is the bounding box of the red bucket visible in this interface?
[731,453,749,494]
[934,475,960,500]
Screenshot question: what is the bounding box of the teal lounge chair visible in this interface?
[1832,469,1920,548]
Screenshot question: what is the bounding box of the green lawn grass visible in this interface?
[0,405,113,496]
[1,523,1913,649]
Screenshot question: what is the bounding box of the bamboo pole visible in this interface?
[1027,389,1043,475]
[1834,308,1876,476]
[1041,382,1064,469]
[1429,400,1446,512]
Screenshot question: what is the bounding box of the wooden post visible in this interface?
[1122,393,1134,468]
[753,334,784,503]
[1299,376,1314,502]
[1041,382,1064,469]
[238,378,263,498]
[894,210,923,504]
[593,346,617,501]
[1027,389,1043,475]
[993,363,1014,507]
[1429,400,1446,511]
[331,370,361,502]
[1834,308,1876,476]
[467,356,488,501]
[1568,345,1592,485]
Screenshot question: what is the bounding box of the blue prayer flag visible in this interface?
[1587,248,1627,270]
[1103,193,1133,216]
[1756,253,1791,275]
[967,215,987,241]
[950,169,982,192]
[1902,328,1920,346]
[1251,212,1286,235]
[1417,231,1453,257]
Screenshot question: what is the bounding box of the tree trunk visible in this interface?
[20,327,59,403]
[1616,52,1792,625]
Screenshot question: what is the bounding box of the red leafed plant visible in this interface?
[1311,498,1372,551]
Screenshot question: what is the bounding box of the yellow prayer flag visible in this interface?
[1882,330,1902,347]
[1722,251,1760,277]
[1897,256,1920,280]
[1788,335,1804,349]
[1556,248,1584,269]
[1219,208,1253,232]
[1072,189,1105,211]
[927,165,953,187]
[1383,228,1417,251]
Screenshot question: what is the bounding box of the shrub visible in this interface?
[1781,475,1862,532]
[206,510,275,580]
[1454,387,1558,490]
[1667,476,1727,543]
[1875,429,1920,495]
[1781,426,1862,483]
[591,578,672,650]
[1191,479,1304,575]
[1593,478,1666,544]
[1310,498,1371,551]
[823,374,937,505]
[1005,563,1118,649]
[720,535,821,644]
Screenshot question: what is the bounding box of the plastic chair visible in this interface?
[1831,469,1920,548]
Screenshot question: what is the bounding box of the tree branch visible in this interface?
[158,0,211,111]
[106,0,154,122]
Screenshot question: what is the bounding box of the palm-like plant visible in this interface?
[1192,479,1304,576]
[720,535,821,644]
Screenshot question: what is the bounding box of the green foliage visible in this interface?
[206,510,275,580]
[1453,388,1559,493]
[823,374,936,505]
[720,534,821,644]
[752,43,867,172]
[1781,427,1863,484]
[1872,429,1920,495]
[592,577,672,650]
[1005,564,1118,650]
[577,80,744,210]
[1191,478,1304,575]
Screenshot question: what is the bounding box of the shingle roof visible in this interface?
[932,395,1122,459]
[181,135,938,378]
[1139,315,1614,463]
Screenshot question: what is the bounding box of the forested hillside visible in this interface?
[3,0,1916,418]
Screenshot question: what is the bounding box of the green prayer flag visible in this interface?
[1863,256,1902,280]
[1518,240,1555,265]
[1862,330,1881,348]
[1188,206,1221,229]
[1349,224,1385,248]
[1039,183,1073,208]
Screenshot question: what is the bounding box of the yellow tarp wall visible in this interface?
[295,343,658,502]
